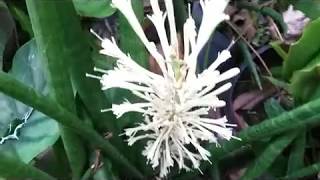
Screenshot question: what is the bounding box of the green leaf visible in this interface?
[67,22,121,135]
[290,53,320,102]
[240,99,292,180]
[283,17,320,79]
[115,1,152,172]
[282,161,320,179]
[282,17,320,102]
[294,0,320,20]
[118,0,148,68]
[0,0,15,70]
[287,130,306,178]
[7,4,33,37]
[10,40,46,92]
[270,41,288,61]
[264,98,285,118]
[105,0,148,130]
[174,96,320,180]
[72,0,115,18]
[240,132,297,180]
[26,1,87,178]
[0,71,144,179]
[0,152,55,180]
[239,41,262,89]
[211,96,320,159]
[0,40,59,163]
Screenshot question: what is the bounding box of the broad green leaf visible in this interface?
[72,0,115,18]
[0,152,55,180]
[10,40,46,92]
[290,53,320,102]
[283,17,320,79]
[294,0,320,20]
[26,1,86,178]
[240,132,297,180]
[0,0,15,70]
[0,40,59,163]
[0,111,59,162]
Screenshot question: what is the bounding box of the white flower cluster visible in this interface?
[88,0,240,177]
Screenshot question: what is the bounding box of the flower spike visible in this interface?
[90,0,239,177]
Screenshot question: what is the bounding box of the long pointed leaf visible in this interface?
[239,41,262,89]
[212,97,320,158]
[240,132,297,180]
[283,162,320,180]
[287,130,306,178]
[26,1,87,178]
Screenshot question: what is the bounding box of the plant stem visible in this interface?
[0,71,144,179]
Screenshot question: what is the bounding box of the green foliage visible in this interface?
[211,96,320,159]
[293,0,320,20]
[282,17,320,103]
[0,0,15,70]
[72,0,115,18]
[264,98,285,118]
[283,17,320,80]
[1,0,320,179]
[7,4,33,37]
[0,40,59,163]
[287,131,306,177]
[282,161,320,179]
[239,99,295,180]
[240,132,297,180]
[0,153,55,180]
[118,0,148,68]
[0,71,143,179]
[239,41,262,89]
[270,41,288,61]
[26,1,87,178]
